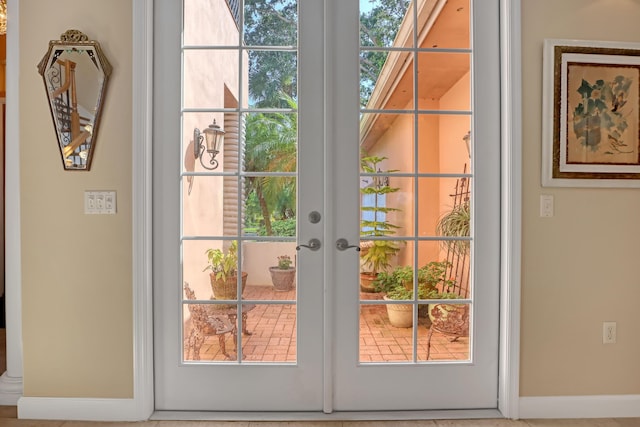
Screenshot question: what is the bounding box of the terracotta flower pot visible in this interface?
[269,267,296,291]
[360,272,378,293]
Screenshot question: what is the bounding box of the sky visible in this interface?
[360,0,375,15]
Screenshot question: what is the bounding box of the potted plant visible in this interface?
[359,155,402,292]
[269,254,296,291]
[203,240,247,300]
[436,200,470,256]
[375,261,456,328]
[375,266,420,328]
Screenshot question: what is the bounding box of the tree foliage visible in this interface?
[244,95,297,235]
[242,0,408,108]
[359,0,410,107]
[244,0,298,108]
[241,0,408,232]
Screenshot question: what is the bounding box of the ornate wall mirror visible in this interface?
[37,30,112,170]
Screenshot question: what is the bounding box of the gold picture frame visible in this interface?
[542,39,640,187]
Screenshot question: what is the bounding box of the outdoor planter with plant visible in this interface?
[374,261,459,328]
[436,200,470,256]
[359,155,402,292]
[269,254,296,291]
[203,240,247,300]
[435,194,471,297]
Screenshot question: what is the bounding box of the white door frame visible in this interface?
[497,0,522,419]
[2,0,522,420]
[0,0,24,406]
[148,0,522,418]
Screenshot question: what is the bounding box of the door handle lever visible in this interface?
[336,238,361,252]
[296,238,321,251]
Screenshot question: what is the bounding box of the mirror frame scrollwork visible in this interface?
[37,29,112,171]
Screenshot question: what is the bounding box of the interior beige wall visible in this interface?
[521,0,640,396]
[16,0,640,403]
[20,0,133,398]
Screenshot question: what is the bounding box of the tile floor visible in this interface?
[0,408,639,427]
[1,313,639,425]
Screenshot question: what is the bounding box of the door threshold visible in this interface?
[151,409,503,422]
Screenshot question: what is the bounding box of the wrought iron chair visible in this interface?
[183,282,235,360]
[426,303,470,360]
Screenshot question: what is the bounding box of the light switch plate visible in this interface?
[85,191,116,214]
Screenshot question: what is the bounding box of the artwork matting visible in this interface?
[542,39,640,188]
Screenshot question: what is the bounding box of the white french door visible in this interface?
[153,0,500,412]
[153,0,325,411]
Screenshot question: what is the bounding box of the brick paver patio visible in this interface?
[186,285,469,362]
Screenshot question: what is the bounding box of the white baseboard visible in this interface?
[17,395,640,421]
[18,397,152,421]
[519,395,640,419]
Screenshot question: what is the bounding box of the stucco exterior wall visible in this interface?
[415,103,441,266]
[20,0,133,398]
[367,70,470,270]
[436,70,470,272]
[365,112,414,267]
[181,0,248,304]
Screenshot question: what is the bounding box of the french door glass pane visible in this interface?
[416,52,471,108]
[183,51,240,109]
[181,0,299,364]
[244,0,298,47]
[183,1,241,46]
[360,1,412,48]
[418,114,472,174]
[358,0,472,364]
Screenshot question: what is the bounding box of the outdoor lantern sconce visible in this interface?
[37,30,112,171]
[194,119,225,170]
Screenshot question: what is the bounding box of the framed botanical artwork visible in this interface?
[542,39,640,187]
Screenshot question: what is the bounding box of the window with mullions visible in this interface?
[181,0,299,364]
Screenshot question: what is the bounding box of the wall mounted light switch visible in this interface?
[85,191,117,214]
[104,192,116,214]
[85,192,96,214]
